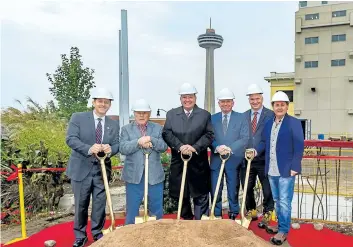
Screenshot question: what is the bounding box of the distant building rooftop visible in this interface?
[264,72,295,82]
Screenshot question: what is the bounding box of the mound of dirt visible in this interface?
[91,219,272,247]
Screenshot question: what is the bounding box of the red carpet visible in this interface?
[2,214,353,247]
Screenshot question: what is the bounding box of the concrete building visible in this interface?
[197,19,223,114]
[294,1,353,138]
[264,72,296,116]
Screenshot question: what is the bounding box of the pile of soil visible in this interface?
[91,219,272,247]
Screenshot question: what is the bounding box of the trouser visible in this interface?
[71,164,106,239]
[268,175,295,234]
[125,173,164,225]
[210,164,240,216]
[238,160,274,213]
[178,194,210,220]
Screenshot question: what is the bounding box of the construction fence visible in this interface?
[1,140,352,226]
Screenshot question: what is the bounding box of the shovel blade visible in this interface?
[201,214,222,220]
[147,215,157,221]
[234,218,251,229]
[135,216,145,224]
[102,225,115,235]
[201,215,209,220]
[135,215,157,224]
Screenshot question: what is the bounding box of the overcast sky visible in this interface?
[1,0,298,117]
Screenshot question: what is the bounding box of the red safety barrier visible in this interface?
[2,140,352,179]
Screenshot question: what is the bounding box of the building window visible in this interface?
[305,37,319,44]
[332,10,346,17]
[332,34,346,42]
[276,90,294,102]
[299,1,307,7]
[305,13,320,20]
[305,61,319,68]
[322,1,328,4]
[331,59,346,67]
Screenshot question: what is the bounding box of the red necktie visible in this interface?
[252,112,258,134]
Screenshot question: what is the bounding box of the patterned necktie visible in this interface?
[222,114,228,134]
[96,118,103,144]
[138,124,147,136]
[186,111,190,118]
[252,112,258,134]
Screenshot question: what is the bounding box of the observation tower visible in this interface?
[197,18,223,114]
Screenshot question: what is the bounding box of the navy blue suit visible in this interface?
[209,111,249,217]
[256,114,304,177]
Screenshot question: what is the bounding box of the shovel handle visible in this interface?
[95,152,115,232]
[95,151,107,161]
[180,152,192,162]
[142,147,153,155]
[177,154,190,220]
[219,152,231,162]
[245,149,255,161]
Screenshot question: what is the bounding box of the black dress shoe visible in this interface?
[73,237,88,247]
[94,233,103,241]
[228,212,238,220]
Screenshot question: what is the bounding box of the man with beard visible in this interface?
[162,83,214,220]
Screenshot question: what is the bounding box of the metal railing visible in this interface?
[2,140,353,245]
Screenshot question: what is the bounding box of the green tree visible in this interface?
[47,47,95,119]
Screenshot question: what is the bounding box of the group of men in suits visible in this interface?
[66,82,304,247]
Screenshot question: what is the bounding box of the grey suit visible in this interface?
[66,111,120,239]
[119,121,168,224]
[120,121,168,185]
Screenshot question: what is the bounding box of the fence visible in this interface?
[1,140,352,244]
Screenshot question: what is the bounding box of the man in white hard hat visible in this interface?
[241,84,275,228]
[66,87,120,247]
[253,91,304,245]
[162,83,214,220]
[120,99,168,225]
[209,88,249,220]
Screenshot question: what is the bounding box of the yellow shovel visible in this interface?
[135,148,157,224]
[234,149,255,229]
[201,152,231,220]
[96,152,116,234]
[177,152,193,220]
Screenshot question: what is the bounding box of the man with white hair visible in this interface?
[162,83,214,220]
[66,88,120,247]
[120,99,168,225]
[209,88,249,219]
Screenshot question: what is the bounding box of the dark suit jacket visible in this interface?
[162,105,214,198]
[256,114,304,177]
[244,107,274,162]
[66,111,120,182]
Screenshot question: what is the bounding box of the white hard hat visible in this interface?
[178,83,198,95]
[92,88,114,100]
[131,99,151,112]
[271,91,290,102]
[217,88,235,100]
[246,84,263,96]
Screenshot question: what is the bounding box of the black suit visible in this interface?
[162,105,214,219]
[238,107,274,213]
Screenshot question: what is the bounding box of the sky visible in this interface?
[1,0,298,117]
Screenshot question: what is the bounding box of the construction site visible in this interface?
[1,1,352,247]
